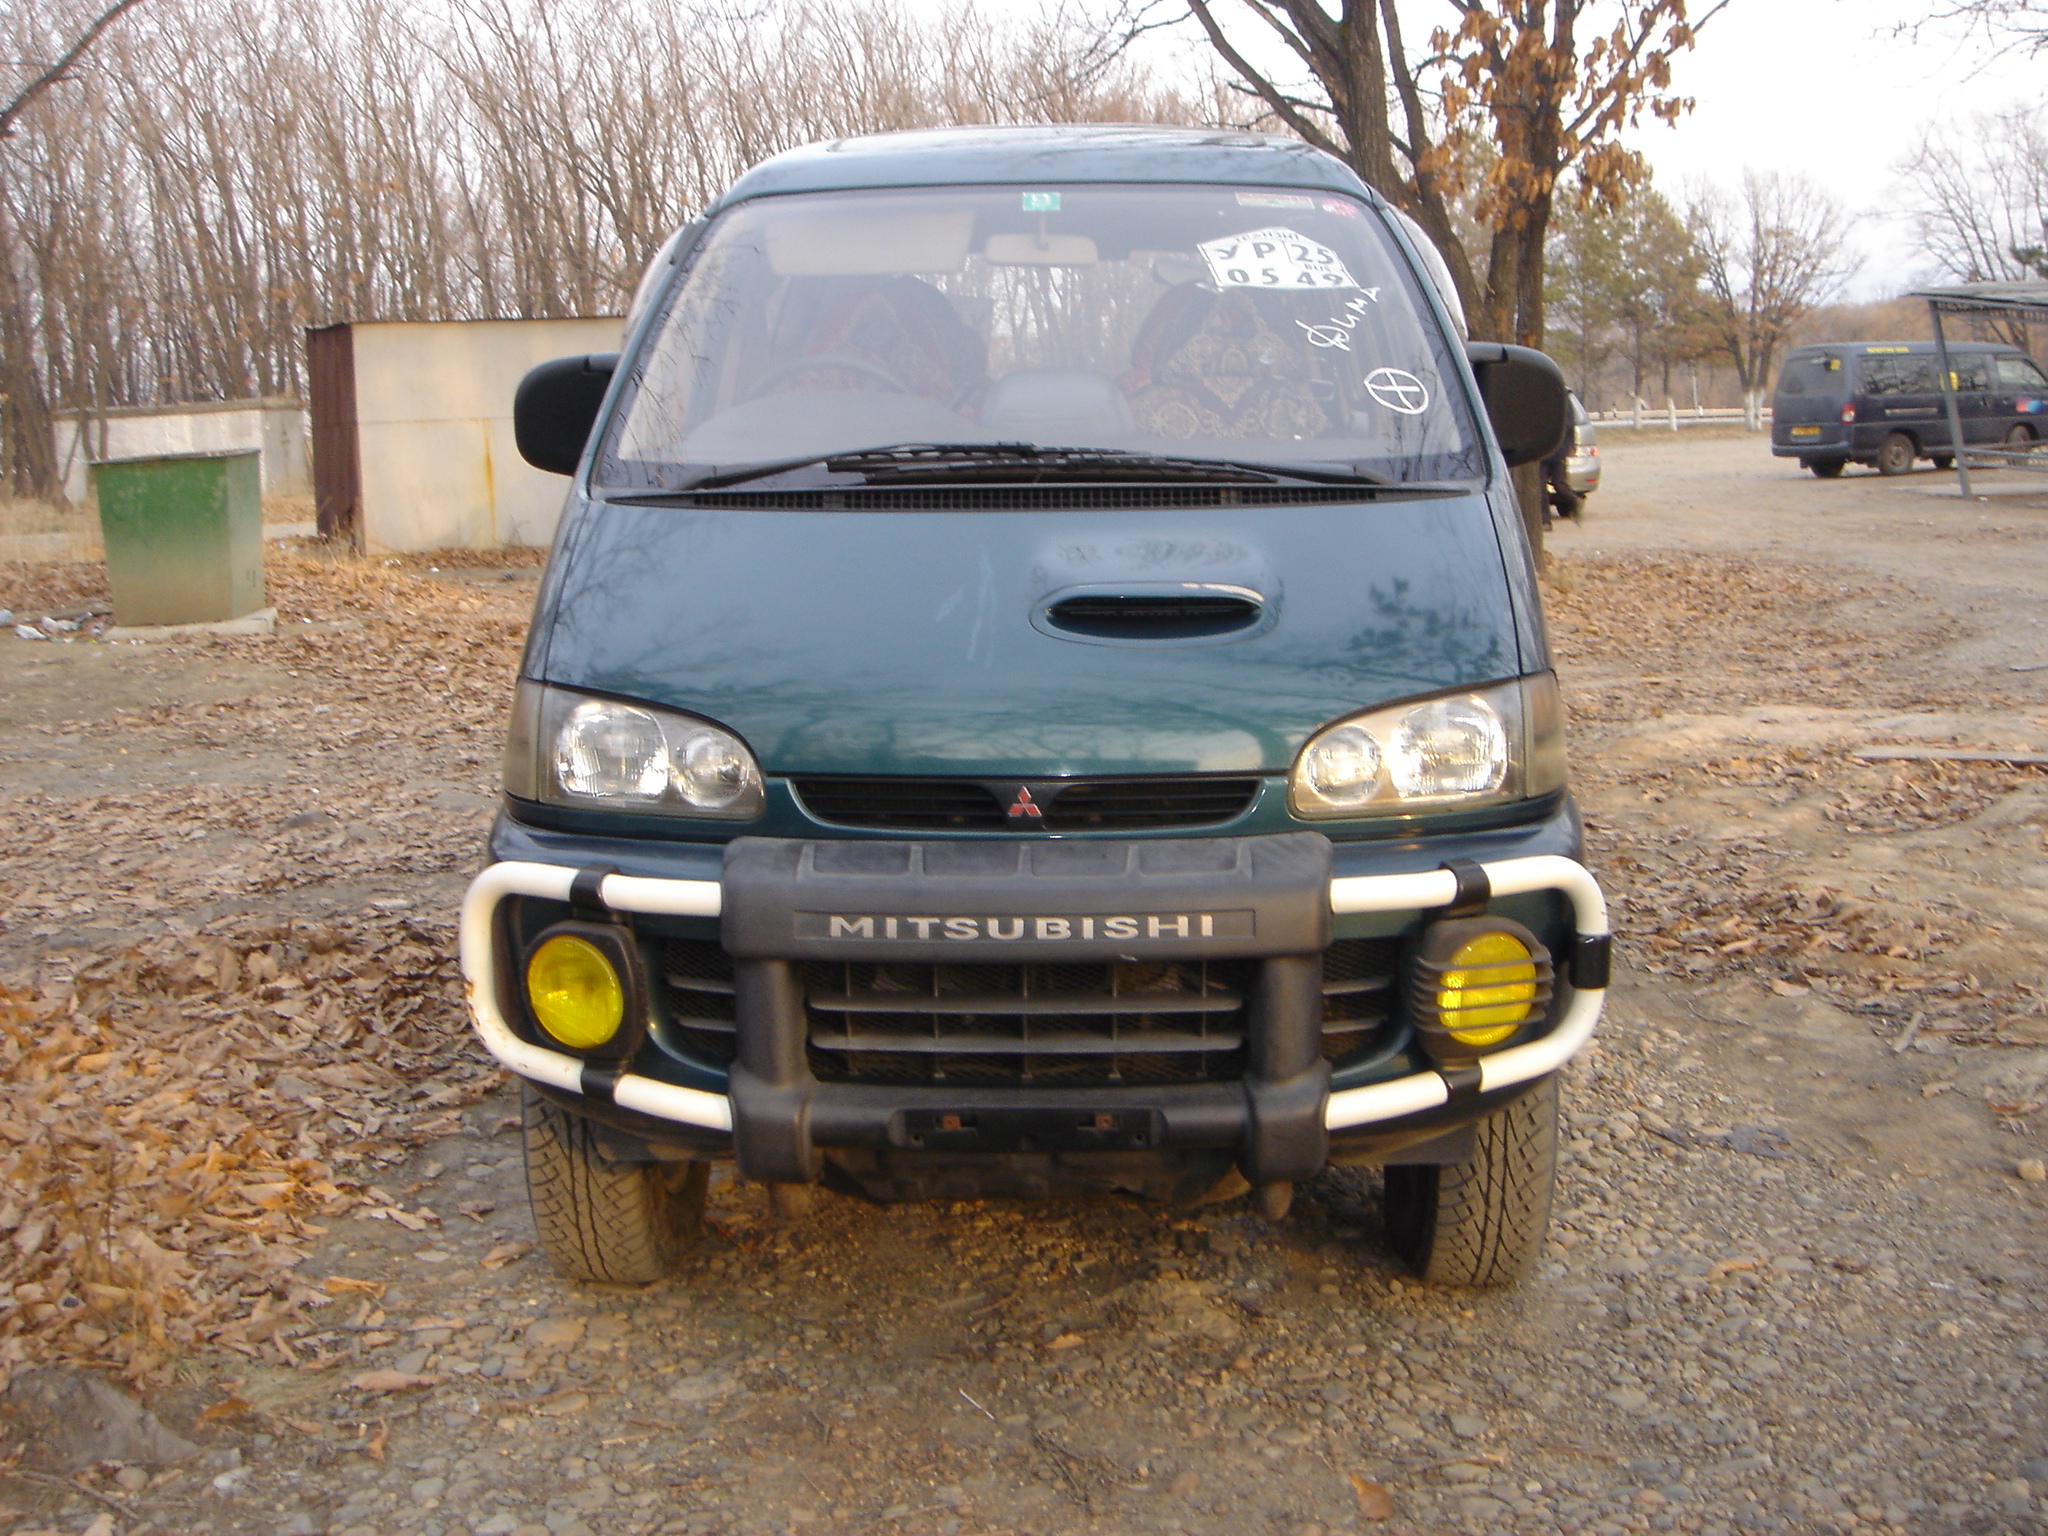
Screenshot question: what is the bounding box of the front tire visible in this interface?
[522,1083,709,1283]
[2008,424,2038,454]
[1382,1074,1558,1287]
[1877,432,1916,476]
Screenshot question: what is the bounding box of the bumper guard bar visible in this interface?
[460,853,1607,1141]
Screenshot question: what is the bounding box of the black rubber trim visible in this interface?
[1438,857,1491,918]
[1438,1063,1484,1105]
[579,1062,622,1102]
[570,863,619,922]
[1571,933,1612,991]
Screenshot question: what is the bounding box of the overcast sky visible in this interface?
[1611,0,2039,299]
[1083,0,2043,304]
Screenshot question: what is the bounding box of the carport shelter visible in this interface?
[1910,280,2048,497]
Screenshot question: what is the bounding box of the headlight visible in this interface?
[1288,674,1563,819]
[504,680,765,819]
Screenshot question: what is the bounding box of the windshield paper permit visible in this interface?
[1198,226,1358,290]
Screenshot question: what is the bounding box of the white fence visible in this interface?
[1588,403,1771,430]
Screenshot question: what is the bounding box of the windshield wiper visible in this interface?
[664,442,1393,491]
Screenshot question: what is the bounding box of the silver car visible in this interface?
[1544,391,1599,518]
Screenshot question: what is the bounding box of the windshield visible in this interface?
[599,184,1482,490]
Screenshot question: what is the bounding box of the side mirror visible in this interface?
[514,353,619,475]
[1464,343,1569,467]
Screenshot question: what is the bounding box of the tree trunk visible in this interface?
[0,201,60,500]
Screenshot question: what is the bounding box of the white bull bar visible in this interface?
[460,853,1607,1139]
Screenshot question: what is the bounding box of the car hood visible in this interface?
[535,495,1523,778]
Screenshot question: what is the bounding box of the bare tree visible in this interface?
[1899,103,2048,297]
[0,0,151,496]
[1169,0,1724,551]
[1908,0,2048,57]
[1689,170,1856,428]
[0,0,1217,498]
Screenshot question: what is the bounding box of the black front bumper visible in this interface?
[479,806,1592,1183]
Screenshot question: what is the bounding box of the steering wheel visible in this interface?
[749,353,909,398]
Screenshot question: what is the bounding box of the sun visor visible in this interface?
[765,209,973,276]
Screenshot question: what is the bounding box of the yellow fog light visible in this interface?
[1409,917,1554,1065]
[1438,932,1538,1047]
[525,932,625,1051]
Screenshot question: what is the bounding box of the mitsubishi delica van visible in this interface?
[1772,340,2048,477]
[464,127,1609,1289]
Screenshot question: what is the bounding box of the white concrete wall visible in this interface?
[350,317,622,552]
[55,399,310,504]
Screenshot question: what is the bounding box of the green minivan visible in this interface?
[468,126,1606,1288]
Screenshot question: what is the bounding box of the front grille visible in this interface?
[790,775,1262,833]
[1321,938,1399,1062]
[805,958,1254,1086]
[661,938,737,1065]
[791,778,1010,830]
[658,936,1401,1078]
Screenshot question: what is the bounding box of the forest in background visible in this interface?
[0,0,1211,494]
[1,0,2041,496]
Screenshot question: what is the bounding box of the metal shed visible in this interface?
[1910,280,2048,498]
[306,316,622,550]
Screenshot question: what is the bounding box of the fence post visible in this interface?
[1667,399,1678,432]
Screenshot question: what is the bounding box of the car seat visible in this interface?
[761,276,987,410]
[1123,285,1331,440]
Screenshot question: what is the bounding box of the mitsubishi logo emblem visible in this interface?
[1006,786,1044,820]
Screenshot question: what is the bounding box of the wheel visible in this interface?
[2008,424,2037,454]
[1930,454,1954,471]
[1876,432,1916,476]
[1382,1073,1558,1287]
[522,1082,708,1283]
[1809,457,1846,478]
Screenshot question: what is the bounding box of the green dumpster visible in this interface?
[91,449,264,627]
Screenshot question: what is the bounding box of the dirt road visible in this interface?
[2,438,2045,1536]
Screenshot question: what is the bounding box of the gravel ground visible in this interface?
[2,440,2046,1536]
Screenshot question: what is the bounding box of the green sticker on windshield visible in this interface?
[1021,192,1061,212]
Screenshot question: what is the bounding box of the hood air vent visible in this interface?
[1035,583,1272,646]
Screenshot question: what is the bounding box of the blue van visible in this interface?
[1772,340,2048,477]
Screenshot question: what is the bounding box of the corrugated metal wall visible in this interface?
[306,324,360,542]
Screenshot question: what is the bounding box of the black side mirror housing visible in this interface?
[514,353,619,475]
[1464,342,1570,468]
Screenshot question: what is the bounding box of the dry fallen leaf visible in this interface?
[324,1275,387,1298]
[1350,1473,1396,1521]
[480,1241,532,1270]
[348,1369,446,1394]
[1046,1333,1086,1351]
[199,1393,253,1422]
[1706,1258,1760,1282]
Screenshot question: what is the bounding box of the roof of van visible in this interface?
[710,125,1377,210]
[1786,340,2027,356]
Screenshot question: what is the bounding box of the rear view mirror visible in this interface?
[1464,343,1569,467]
[515,353,619,475]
